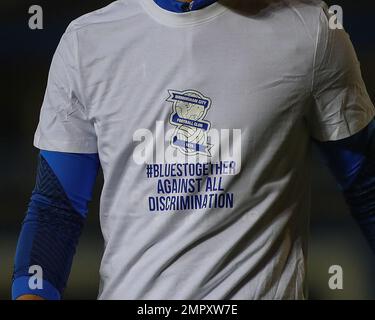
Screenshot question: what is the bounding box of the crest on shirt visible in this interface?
[167,89,212,156]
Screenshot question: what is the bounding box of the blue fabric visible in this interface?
[154,0,217,12]
[343,154,375,253]
[40,150,100,218]
[13,152,99,299]
[316,120,375,252]
[12,276,60,300]
[315,121,375,191]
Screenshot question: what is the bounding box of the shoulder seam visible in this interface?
[65,0,130,34]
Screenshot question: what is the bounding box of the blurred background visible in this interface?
[1,0,375,300]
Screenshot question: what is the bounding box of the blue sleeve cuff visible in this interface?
[12,276,61,300]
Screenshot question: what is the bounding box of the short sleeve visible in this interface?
[308,4,375,141]
[34,29,98,153]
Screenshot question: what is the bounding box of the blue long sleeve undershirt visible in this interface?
[315,120,375,253]
[12,151,99,300]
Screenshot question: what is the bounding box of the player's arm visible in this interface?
[13,23,100,299]
[308,4,375,251]
[12,151,100,300]
[315,121,375,252]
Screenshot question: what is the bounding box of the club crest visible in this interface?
[167,89,212,156]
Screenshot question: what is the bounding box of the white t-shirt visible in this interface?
[34,0,375,299]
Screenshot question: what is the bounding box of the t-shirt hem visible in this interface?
[34,134,98,154]
[313,107,375,142]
